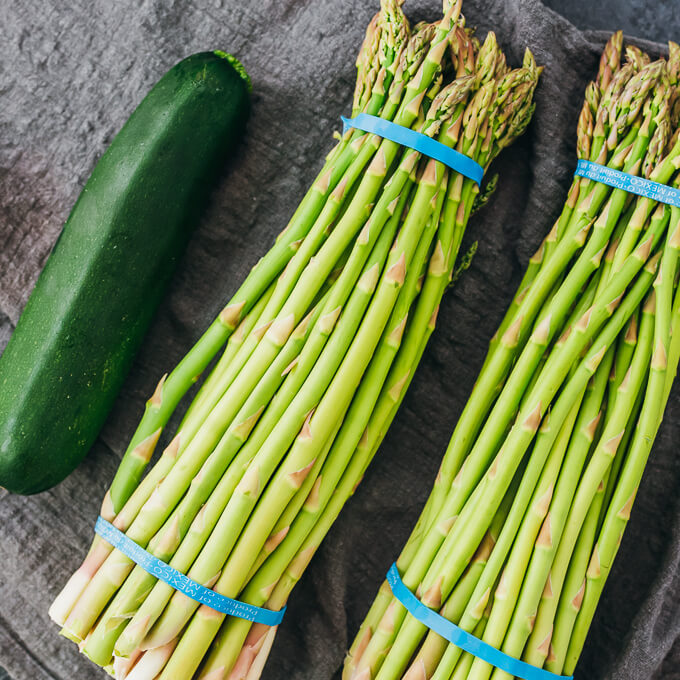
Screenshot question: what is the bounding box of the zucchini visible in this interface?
[0,51,250,494]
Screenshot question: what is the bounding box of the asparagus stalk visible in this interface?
[131,75,468,652]
[105,22,468,664]
[166,31,536,680]
[194,191,451,680]
[62,57,457,640]
[149,130,459,679]
[558,209,680,674]
[111,177,415,660]
[352,199,659,678]
[198,124,494,675]
[345,40,680,680]
[50,0,419,626]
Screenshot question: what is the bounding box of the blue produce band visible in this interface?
[94,517,285,625]
[575,159,680,208]
[386,563,573,680]
[341,113,484,186]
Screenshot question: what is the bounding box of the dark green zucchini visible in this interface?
[0,51,250,494]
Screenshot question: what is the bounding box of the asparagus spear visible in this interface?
[558,210,680,675]
[110,176,416,661]
[50,0,418,627]
[345,41,680,680]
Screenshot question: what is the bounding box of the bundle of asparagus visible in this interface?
[49,1,539,678]
[344,34,680,680]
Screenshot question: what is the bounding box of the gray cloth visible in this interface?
[0,0,678,679]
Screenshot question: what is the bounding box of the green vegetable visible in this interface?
[0,51,250,495]
[344,35,680,680]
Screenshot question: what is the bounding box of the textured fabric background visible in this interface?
[0,1,678,679]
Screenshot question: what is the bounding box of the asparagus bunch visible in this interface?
[50,2,540,678]
[344,34,680,680]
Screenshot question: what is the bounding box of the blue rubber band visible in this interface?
[386,564,573,680]
[94,517,286,625]
[575,160,680,208]
[341,113,484,186]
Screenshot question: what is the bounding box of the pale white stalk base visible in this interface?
[113,649,143,680]
[126,640,178,680]
[48,569,92,625]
